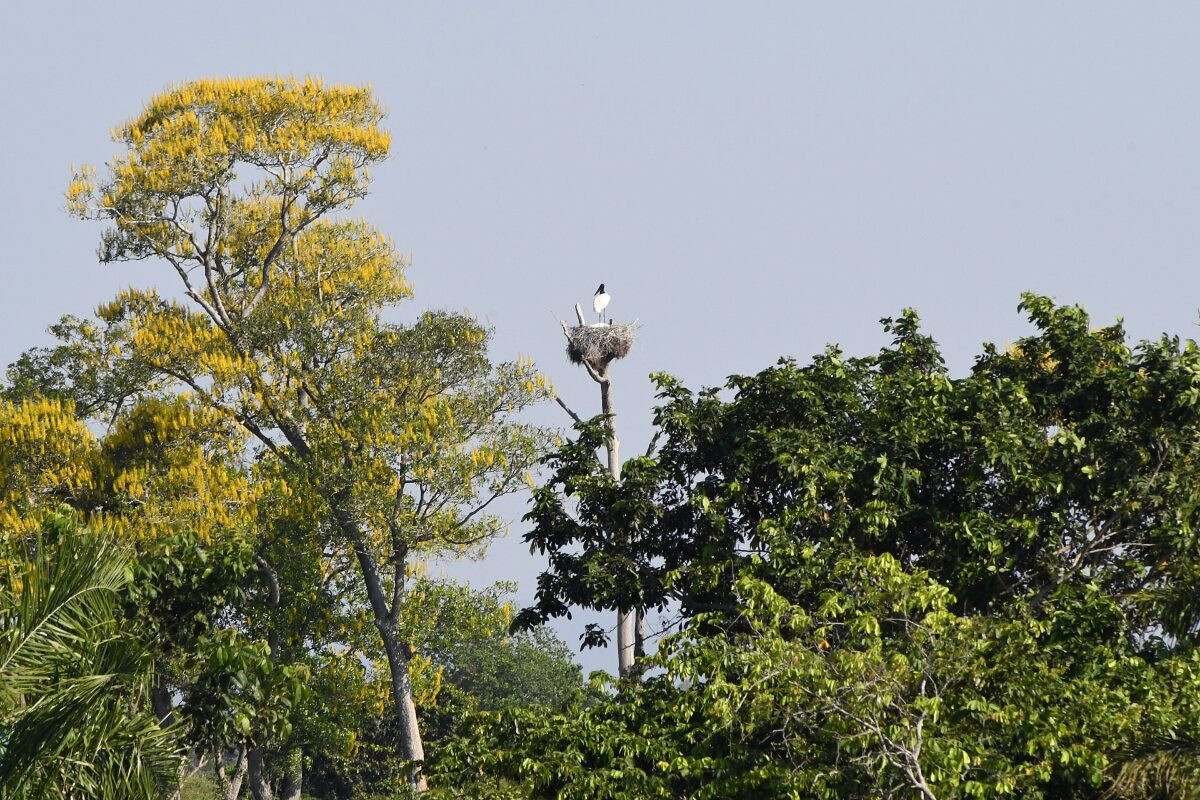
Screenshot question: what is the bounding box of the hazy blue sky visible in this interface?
[3,3,1199,672]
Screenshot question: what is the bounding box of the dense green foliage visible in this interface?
[446,296,1200,799]
[307,580,584,800]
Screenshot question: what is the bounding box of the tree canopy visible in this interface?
[452,295,1200,799]
[57,76,553,792]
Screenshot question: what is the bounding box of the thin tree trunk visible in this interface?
[634,609,646,659]
[599,371,620,479]
[379,626,427,789]
[254,554,281,655]
[247,747,274,800]
[216,746,248,800]
[331,503,428,791]
[247,556,282,800]
[151,675,183,799]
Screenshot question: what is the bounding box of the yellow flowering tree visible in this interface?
[66,76,551,789]
[0,397,95,533]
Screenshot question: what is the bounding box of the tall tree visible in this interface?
[66,76,551,789]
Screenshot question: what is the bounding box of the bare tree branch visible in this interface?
[553,394,583,425]
[644,429,663,459]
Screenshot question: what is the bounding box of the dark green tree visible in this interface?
[466,295,1200,799]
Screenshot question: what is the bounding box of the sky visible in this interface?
[2,3,1199,673]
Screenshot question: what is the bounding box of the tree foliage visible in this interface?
[307,580,582,800]
[0,514,180,798]
[475,295,1200,798]
[58,75,552,788]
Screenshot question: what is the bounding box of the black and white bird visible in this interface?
[593,283,610,323]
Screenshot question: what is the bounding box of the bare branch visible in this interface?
[644,428,663,459]
[554,394,583,425]
[580,357,606,385]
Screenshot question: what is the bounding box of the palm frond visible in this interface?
[0,516,181,799]
[1108,733,1200,800]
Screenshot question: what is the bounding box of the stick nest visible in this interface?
[566,323,637,369]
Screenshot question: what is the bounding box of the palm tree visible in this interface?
[1107,733,1200,800]
[0,514,181,798]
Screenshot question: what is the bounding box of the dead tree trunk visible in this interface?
[599,367,636,676]
[635,609,647,659]
[564,303,637,677]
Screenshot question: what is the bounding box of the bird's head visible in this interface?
[596,283,605,293]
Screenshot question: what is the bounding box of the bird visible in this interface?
[593,283,610,324]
